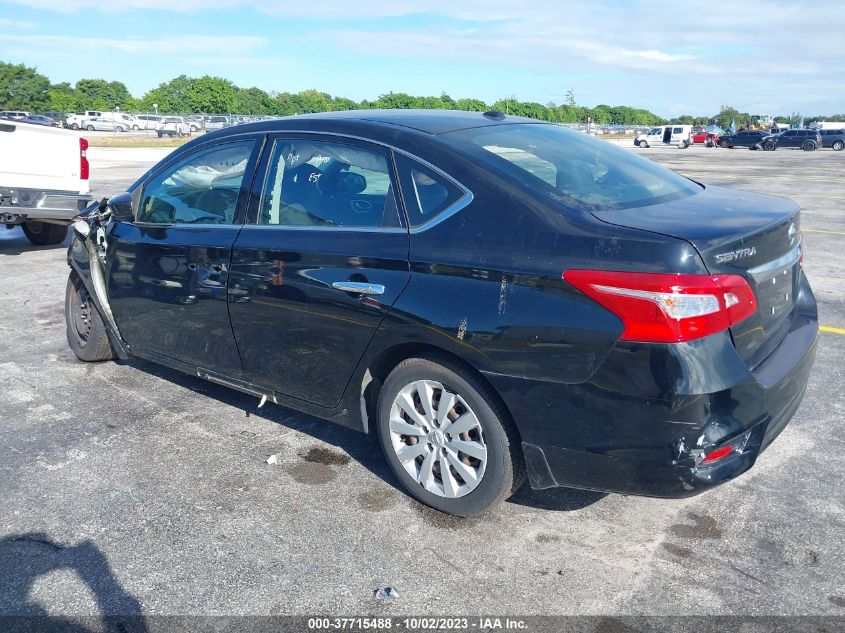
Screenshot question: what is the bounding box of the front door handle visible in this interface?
[331,281,385,295]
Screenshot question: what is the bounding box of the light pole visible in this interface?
[152,104,158,135]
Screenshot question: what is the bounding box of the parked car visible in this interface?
[83,117,129,132]
[717,130,768,149]
[184,116,203,132]
[634,125,692,148]
[135,114,162,131]
[0,110,32,120]
[205,115,229,131]
[66,110,817,516]
[691,128,719,146]
[0,121,91,244]
[20,114,59,127]
[818,129,845,151]
[157,116,191,137]
[760,129,823,151]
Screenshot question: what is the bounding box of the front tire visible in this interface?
[763,140,776,151]
[719,139,731,148]
[376,355,524,516]
[22,221,67,245]
[65,275,116,362]
[639,140,648,148]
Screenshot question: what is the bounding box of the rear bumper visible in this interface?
[484,277,818,498]
[1,188,92,222]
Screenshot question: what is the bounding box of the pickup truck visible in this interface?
[157,116,191,138]
[1,121,93,245]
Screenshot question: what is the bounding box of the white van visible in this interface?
[635,125,693,148]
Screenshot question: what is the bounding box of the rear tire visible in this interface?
[833,140,844,151]
[802,141,816,151]
[65,275,116,362]
[376,355,525,517]
[22,221,68,245]
[680,140,689,149]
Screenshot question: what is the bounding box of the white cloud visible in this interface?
[0,33,265,56]
[0,17,38,29]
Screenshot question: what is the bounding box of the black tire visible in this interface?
[802,141,816,151]
[376,355,525,516]
[763,140,776,151]
[70,123,79,130]
[719,139,730,148]
[86,125,95,131]
[65,275,116,362]
[157,132,163,138]
[22,221,67,245]
[639,141,648,148]
[833,141,845,151]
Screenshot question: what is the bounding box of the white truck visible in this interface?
[1,120,93,245]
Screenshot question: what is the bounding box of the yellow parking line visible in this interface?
[821,326,845,335]
[804,229,845,236]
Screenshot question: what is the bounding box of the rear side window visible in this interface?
[258,139,401,229]
[138,141,253,224]
[394,153,466,228]
[673,127,683,134]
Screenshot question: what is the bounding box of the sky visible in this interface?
[1,0,844,118]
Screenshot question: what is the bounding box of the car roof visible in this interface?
[224,109,544,136]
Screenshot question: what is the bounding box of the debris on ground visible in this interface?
[265,454,280,465]
[373,587,399,599]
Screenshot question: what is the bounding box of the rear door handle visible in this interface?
[331,281,385,295]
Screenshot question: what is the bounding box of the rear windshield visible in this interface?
[447,123,700,211]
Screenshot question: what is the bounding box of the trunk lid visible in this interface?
[591,186,801,368]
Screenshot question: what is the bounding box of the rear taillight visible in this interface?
[563,270,757,343]
[80,137,89,180]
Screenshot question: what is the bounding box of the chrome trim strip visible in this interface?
[331,281,386,295]
[747,240,802,282]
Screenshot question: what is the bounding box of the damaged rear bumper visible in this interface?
[484,286,818,498]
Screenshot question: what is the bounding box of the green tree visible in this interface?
[455,98,488,112]
[0,61,50,111]
[75,78,132,110]
[48,81,79,113]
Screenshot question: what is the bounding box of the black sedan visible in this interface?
[717,129,768,149]
[66,110,817,516]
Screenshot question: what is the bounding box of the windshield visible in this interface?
[447,123,700,211]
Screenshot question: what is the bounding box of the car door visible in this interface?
[228,134,411,408]
[105,136,262,376]
[779,130,797,148]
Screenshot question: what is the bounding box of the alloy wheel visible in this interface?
[388,380,487,498]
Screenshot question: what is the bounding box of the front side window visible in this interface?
[258,139,400,228]
[447,123,700,212]
[137,141,253,225]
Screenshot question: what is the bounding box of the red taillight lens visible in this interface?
[80,137,89,180]
[563,270,757,343]
[700,444,735,464]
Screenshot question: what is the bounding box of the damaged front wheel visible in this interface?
[65,275,116,362]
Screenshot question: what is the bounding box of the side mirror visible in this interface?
[108,191,135,222]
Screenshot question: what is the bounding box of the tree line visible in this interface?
[3,62,842,126]
[1,61,663,125]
